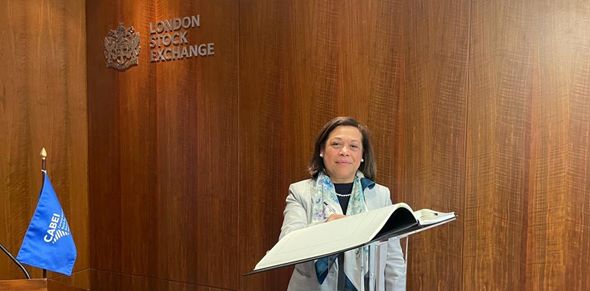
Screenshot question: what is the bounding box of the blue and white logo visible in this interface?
[43,212,71,244]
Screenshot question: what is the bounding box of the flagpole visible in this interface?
[40,148,47,279]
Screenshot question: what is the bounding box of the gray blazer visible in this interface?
[279,179,407,291]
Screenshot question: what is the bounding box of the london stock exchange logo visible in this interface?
[104,23,141,71]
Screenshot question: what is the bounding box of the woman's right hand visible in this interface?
[326,214,346,222]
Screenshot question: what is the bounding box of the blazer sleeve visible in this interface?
[279,183,309,241]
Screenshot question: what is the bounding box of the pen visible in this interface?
[323,201,337,216]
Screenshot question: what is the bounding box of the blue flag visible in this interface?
[17,173,77,276]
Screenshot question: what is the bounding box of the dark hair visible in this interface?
[308,116,376,180]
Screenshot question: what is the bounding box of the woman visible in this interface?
[279,117,406,291]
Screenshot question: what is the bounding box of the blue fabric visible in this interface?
[360,178,375,191]
[345,276,358,291]
[315,255,338,284]
[17,174,77,276]
[314,255,358,290]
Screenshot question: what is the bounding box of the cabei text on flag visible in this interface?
[17,173,77,276]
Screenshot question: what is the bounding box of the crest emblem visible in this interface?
[104,23,141,71]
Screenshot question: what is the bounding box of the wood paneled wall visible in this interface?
[239,0,590,290]
[0,0,88,286]
[2,0,587,290]
[466,0,590,290]
[238,0,469,289]
[86,0,238,290]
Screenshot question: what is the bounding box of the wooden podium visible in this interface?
[0,279,87,291]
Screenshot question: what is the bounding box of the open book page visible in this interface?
[413,208,456,225]
[254,204,405,272]
[250,203,456,274]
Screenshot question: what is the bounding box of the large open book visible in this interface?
[251,202,455,274]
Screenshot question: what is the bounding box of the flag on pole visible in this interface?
[17,173,77,276]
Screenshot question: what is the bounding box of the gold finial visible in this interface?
[40,148,47,160]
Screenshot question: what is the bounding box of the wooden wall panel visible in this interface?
[86,0,122,277]
[526,0,590,289]
[467,0,590,290]
[396,0,469,290]
[466,0,535,289]
[87,0,238,290]
[0,0,88,282]
[237,0,292,289]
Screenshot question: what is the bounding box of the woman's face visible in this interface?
[321,125,363,183]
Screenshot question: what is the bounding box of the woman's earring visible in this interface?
[320,153,324,157]
[361,158,364,162]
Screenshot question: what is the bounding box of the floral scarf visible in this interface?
[312,171,367,222]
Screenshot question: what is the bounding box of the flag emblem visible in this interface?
[43,211,71,244]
